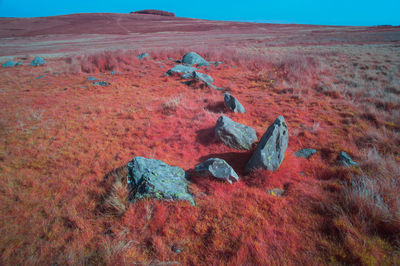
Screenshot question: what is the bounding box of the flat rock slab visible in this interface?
[295,148,317,159]
[224,92,246,113]
[215,115,257,150]
[195,158,239,184]
[182,52,209,66]
[127,157,195,205]
[166,64,197,76]
[246,116,289,172]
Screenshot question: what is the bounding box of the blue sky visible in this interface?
[0,0,399,26]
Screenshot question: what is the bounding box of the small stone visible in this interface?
[181,71,214,84]
[338,151,358,167]
[137,53,150,60]
[224,92,246,113]
[87,77,98,81]
[295,148,317,159]
[195,158,239,184]
[266,188,285,196]
[93,81,110,86]
[30,56,45,66]
[166,64,197,76]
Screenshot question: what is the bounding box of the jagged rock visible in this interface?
[215,115,257,150]
[181,71,214,84]
[182,52,209,67]
[166,64,197,76]
[30,56,45,66]
[93,81,110,86]
[246,116,289,172]
[195,158,239,184]
[295,148,317,159]
[338,151,358,166]
[127,157,194,205]
[2,61,15,68]
[137,53,150,60]
[224,92,246,113]
[266,188,285,196]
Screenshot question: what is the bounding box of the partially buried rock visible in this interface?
[166,64,197,76]
[93,81,110,86]
[338,151,358,167]
[246,116,289,172]
[195,158,239,184]
[87,77,98,81]
[224,92,246,113]
[137,53,150,60]
[2,61,15,68]
[30,56,45,66]
[181,71,214,84]
[266,188,285,196]
[182,52,209,67]
[295,148,316,159]
[127,157,195,205]
[215,115,257,150]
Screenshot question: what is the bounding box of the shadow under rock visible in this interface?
[204,101,226,114]
[195,127,218,146]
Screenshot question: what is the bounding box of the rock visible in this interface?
[2,61,15,68]
[137,53,150,60]
[224,92,246,113]
[166,64,197,76]
[195,158,239,184]
[266,188,285,196]
[182,52,209,67]
[246,116,289,172]
[215,115,257,150]
[215,61,224,66]
[87,77,98,81]
[30,56,45,66]
[181,71,214,84]
[295,148,317,159]
[15,62,22,66]
[93,81,110,86]
[127,157,195,205]
[338,151,357,167]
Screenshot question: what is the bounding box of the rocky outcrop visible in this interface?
[166,64,197,76]
[30,56,45,66]
[195,158,239,184]
[224,92,246,113]
[133,10,175,17]
[246,116,289,172]
[295,148,316,159]
[182,52,209,67]
[127,157,195,205]
[215,115,257,150]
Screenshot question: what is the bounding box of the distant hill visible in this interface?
[131,10,175,17]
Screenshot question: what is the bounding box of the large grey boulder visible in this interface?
[338,151,358,167]
[182,52,209,66]
[224,92,246,113]
[137,53,150,60]
[166,64,197,76]
[246,116,289,172]
[30,56,45,66]
[195,158,239,184]
[215,115,257,150]
[127,157,195,205]
[181,71,214,84]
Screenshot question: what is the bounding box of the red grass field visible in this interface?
[1,13,400,265]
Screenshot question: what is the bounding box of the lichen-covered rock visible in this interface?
[2,61,15,68]
[137,53,150,60]
[182,52,209,66]
[215,115,257,150]
[195,158,239,184]
[181,71,214,84]
[166,64,197,76]
[295,148,316,159]
[246,116,289,172]
[30,56,45,66]
[224,92,246,113]
[338,151,358,167]
[127,157,195,205]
